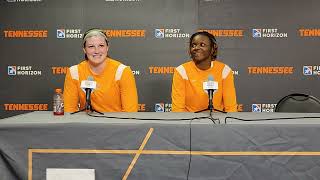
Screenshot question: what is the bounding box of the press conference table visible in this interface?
[1,111,320,180]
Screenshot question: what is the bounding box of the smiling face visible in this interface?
[189,34,214,64]
[83,35,109,66]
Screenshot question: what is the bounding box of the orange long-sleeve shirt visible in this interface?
[171,60,237,112]
[64,58,138,112]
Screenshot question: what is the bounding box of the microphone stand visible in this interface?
[71,100,104,115]
[71,89,103,115]
[195,90,226,114]
[195,103,226,113]
[195,98,225,125]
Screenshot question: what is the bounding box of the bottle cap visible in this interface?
[55,88,62,93]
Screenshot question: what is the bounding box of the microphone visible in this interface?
[80,76,97,111]
[203,75,218,111]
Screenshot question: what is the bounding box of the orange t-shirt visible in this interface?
[64,58,138,112]
[171,60,237,112]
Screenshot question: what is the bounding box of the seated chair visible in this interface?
[275,93,320,113]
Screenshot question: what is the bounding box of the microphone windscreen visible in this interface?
[208,75,214,81]
[203,74,218,90]
[81,76,97,90]
[87,76,94,81]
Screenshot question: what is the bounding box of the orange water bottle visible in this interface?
[53,88,64,115]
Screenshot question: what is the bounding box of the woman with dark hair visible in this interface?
[64,28,138,112]
[171,31,237,112]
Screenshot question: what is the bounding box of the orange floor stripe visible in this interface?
[122,128,154,180]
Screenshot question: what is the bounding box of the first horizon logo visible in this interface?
[57,29,82,39]
[8,66,17,75]
[252,104,261,112]
[252,29,261,38]
[252,28,288,38]
[155,103,172,112]
[7,66,41,76]
[252,103,277,112]
[57,29,65,38]
[154,28,189,39]
[303,66,320,76]
[155,29,164,38]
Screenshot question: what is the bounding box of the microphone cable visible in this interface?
[186,111,220,180]
[224,116,320,124]
[209,110,221,124]
[87,112,211,121]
